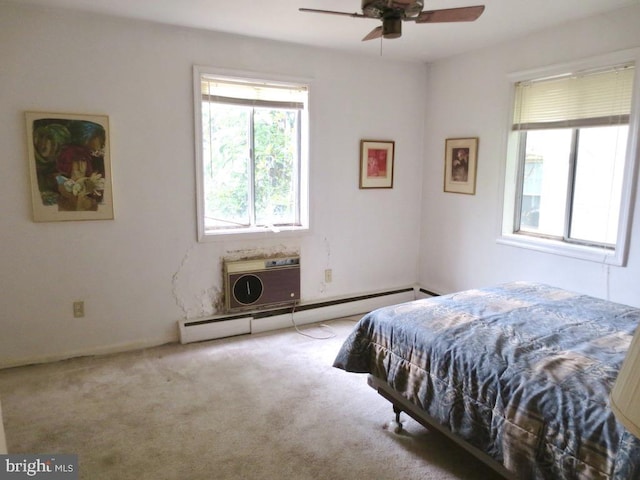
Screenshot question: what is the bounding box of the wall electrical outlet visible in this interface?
[73,301,85,318]
[324,269,332,283]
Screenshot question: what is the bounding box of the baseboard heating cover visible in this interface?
[178,287,416,344]
[179,315,252,344]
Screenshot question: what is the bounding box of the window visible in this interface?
[194,67,309,238]
[501,56,638,265]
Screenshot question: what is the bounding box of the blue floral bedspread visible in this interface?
[334,282,640,479]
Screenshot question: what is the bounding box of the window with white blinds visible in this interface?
[512,65,634,130]
[500,53,639,266]
[513,64,634,130]
[201,77,307,110]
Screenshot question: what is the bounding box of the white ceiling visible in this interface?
[10,0,640,62]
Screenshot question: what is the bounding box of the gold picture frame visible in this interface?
[26,111,114,222]
[444,137,478,195]
[359,140,394,189]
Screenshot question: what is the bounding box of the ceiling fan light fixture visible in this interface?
[398,0,425,18]
[382,17,402,39]
[300,1,485,42]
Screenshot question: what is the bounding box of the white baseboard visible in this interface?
[180,287,417,343]
[251,289,414,334]
[0,335,176,370]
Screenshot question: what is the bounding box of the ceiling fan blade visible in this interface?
[299,8,366,19]
[415,5,485,23]
[362,26,383,41]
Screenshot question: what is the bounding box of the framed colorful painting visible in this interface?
[26,112,114,221]
[359,140,394,189]
[444,137,478,195]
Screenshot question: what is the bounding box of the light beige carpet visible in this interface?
[0,318,503,479]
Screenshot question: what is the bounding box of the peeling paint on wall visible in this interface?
[319,237,331,294]
[223,245,299,263]
[172,245,222,320]
[171,246,193,318]
[172,244,300,320]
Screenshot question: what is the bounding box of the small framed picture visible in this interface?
[359,139,394,189]
[25,111,114,222]
[444,137,478,195]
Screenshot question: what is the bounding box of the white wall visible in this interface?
[0,4,427,367]
[420,4,640,306]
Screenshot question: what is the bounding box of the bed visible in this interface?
[333,282,640,479]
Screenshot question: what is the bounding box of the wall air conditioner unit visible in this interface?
[224,257,300,313]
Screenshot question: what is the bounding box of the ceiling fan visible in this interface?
[299,1,485,41]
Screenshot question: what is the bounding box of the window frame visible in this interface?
[499,49,640,266]
[193,65,311,241]
[514,126,628,249]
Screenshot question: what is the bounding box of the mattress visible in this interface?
[334,282,640,479]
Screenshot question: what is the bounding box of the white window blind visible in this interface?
[513,64,635,130]
[201,77,307,110]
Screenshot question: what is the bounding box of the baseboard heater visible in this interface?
[178,287,416,344]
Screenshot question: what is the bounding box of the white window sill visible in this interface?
[497,233,624,266]
[198,224,309,242]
